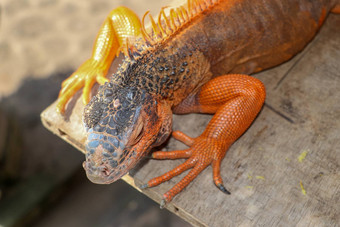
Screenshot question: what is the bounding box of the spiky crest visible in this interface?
[123,0,219,60]
[142,0,218,43]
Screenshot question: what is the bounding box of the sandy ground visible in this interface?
[0,0,172,97]
[0,0,191,226]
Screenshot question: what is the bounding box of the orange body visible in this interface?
[57,0,340,205]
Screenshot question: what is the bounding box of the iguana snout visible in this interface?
[82,82,171,184]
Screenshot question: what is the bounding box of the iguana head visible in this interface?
[82,82,172,184]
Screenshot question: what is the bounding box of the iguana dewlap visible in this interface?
[56,0,340,205]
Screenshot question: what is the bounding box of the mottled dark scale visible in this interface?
[164,66,169,71]
[110,160,118,168]
[159,66,164,72]
[106,127,117,136]
[119,142,125,150]
[126,90,135,101]
[109,108,115,114]
[88,140,99,148]
[114,170,121,177]
[171,71,175,76]
[103,143,114,153]
[182,62,188,66]
[162,76,169,82]
[180,68,185,73]
[99,116,109,126]
[133,52,141,58]
[85,145,95,154]
[107,136,119,149]
[109,116,116,129]
[101,103,108,110]
[83,97,104,128]
[104,97,113,103]
[115,110,131,126]
[104,89,113,97]
[88,133,103,141]
[94,124,105,132]
[122,99,130,108]
[102,151,111,158]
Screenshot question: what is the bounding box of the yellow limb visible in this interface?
[57,7,142,114]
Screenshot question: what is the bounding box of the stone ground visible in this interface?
[0,0,191,226]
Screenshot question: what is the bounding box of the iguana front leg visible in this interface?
[142,74,266,205]
[57,7,141,113]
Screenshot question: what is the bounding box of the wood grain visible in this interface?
[41,14,340,227]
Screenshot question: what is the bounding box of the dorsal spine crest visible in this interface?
[137,0,219,54]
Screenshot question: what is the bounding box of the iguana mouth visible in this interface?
[83,160,112,184]
[83,142,129,184]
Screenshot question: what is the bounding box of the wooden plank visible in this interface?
[41,14,340,227]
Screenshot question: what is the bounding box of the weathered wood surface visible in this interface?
[41,13,340,227]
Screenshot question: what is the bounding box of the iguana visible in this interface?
[56,0,340,206]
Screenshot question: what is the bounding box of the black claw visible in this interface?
[217,183,231,195]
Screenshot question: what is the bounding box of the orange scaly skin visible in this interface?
[148,75,265,201]
[56,0,340,206]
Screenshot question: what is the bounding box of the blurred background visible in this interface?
[0,0,191,226]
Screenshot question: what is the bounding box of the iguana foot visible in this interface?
[142,75,266,203]
[57,59,110,113]
[56,6,141,114]
[145,130,232,203]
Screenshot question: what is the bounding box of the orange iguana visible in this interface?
[56,0,340,206]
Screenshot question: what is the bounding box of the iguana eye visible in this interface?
[128,119,144,146]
